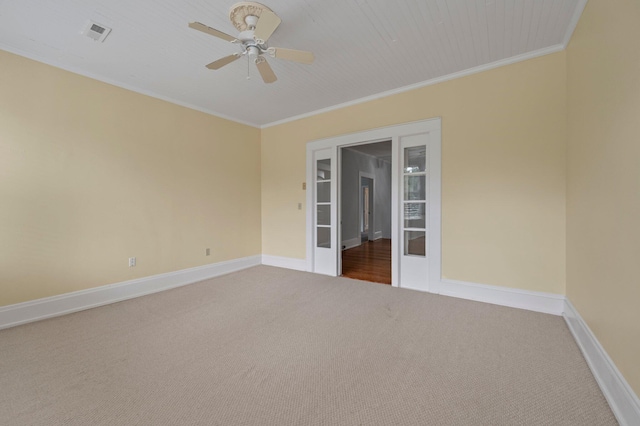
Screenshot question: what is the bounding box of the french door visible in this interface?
[312,148,337,275]
[307,119,441,292]
[399,134,430,291]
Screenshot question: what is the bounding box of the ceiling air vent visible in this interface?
[82,20,111,42]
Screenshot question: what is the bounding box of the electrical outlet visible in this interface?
[302,182,306,190]
[206,248,211,256]
[128,257,136,267]
[298,203,302,210]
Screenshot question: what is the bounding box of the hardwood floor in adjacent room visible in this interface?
[341,239,391,284]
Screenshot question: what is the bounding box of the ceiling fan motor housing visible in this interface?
[189,2,314,84]
[244,15,259,29]
[238,14,267,59]
[229,2,273,31]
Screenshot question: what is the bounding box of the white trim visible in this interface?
[359,171,375,242]
[261,255,307,271]
[438,278,565,316]
[0,256,261,330]
[0,44,260,129]
[337,147,343,276]
[262,45,563,129]
[373,231,383,240]
[305,147,314,272]
[306,119,442,290]
[3,37,571,130]
[390,136,400,287]
[428,127,442,293]
[563,299,640,426]
[341,237,361,251]
[309,148,338,276]
[562,0,589,48]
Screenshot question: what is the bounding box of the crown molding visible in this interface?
[0,44,261,129]
[261,44,564,129]
[563,0,589,48]
[3,0,586,131]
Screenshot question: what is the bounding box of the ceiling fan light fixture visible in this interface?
[247,45,260,59]
[188,2,314,85]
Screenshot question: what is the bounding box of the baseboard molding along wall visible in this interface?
[439,278,565,316]
[563,299,640,426]
[341,237,361,250]
[341,234,384,249]
[2,253,637,425]
[261,256,565,316]
[261,255,307,271]
[0,255,261,330]
[259,257,639,422]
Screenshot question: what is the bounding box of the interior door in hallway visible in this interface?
[360,176,374,243]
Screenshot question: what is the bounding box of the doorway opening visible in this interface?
[306,118,441,292]
[340,141,392,285]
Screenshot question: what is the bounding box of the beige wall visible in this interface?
[2,0,637,402]
[0,50,261,307]
[566,0,640,395]
[262,52,567,294]
[1,49,569,304]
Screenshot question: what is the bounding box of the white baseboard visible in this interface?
[563,299,640,425]
[0,255,261,330]
[341,237,361,250]
[373,231,383,240]
[3,254,637,425]
[439,278,565,316]
[261,255,307,271]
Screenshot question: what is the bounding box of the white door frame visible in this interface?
[359,171,375,242]
[306,118,442,292]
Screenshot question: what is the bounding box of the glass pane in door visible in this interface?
[404,203,426,228]
[316,158,331,249]
[404,175,426,200]
[317,205,331,225]
[404,231,426,256]
[404,146,427,173]
[317,227,331,248]
[402,145,427,258]
[317,159,331,180]
[317,182,330,203]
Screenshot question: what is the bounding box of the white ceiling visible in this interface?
[0,0,586,127]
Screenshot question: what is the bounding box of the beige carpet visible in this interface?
[0,266,616,425]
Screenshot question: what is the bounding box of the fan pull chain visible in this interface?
[247,56,250,80]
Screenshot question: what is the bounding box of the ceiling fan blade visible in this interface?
[253,10,281,44]
[272,47,315,65]
[188,22,237,42]
[255,57,277,84]
[206,53,242,70]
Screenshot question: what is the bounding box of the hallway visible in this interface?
[341,239,391,285]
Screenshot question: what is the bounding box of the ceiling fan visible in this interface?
[188,2,315,84]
